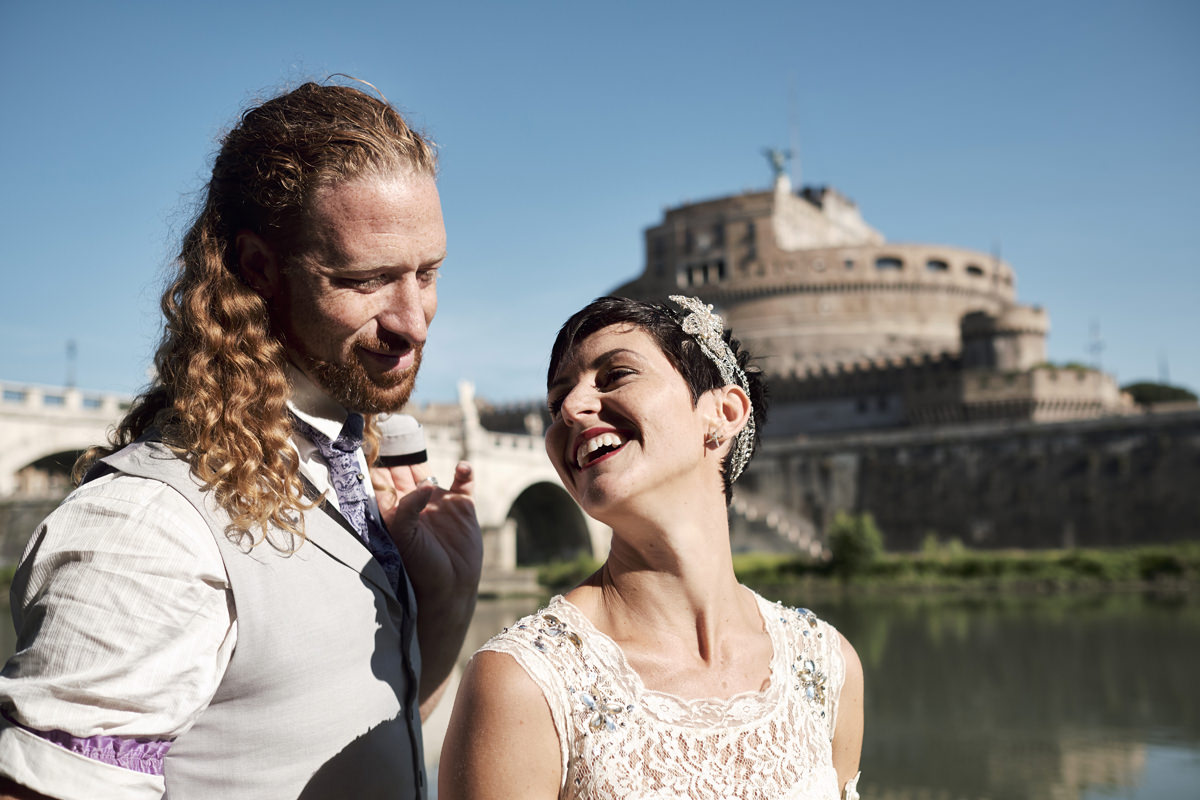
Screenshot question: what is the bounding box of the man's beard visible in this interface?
[305,343,423,414]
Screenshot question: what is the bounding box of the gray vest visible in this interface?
[98,440,427,799]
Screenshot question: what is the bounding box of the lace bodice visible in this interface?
[480,591,858,799]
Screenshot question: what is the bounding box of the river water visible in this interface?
[773,589,1200,800]
[3,589,1198,798]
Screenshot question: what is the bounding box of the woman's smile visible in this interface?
[573,428,631,470]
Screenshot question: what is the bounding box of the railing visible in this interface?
[0,381,130,416]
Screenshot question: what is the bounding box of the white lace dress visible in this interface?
[479,591,861,799]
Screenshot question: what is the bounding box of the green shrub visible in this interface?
[1121,381,1197,405]
[1135,549,1185,580]
[537,553,601,591]
[732,552,815,584]
[827,511,884,578]
[921,533,966,561]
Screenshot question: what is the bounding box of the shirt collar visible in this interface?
[286,364,351,442]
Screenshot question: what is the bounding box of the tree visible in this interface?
[1121,381,1198,406]
[827,511,884,577]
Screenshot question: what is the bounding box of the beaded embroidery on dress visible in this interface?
[479,590,856,799]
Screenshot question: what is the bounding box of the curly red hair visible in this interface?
[76,80,436,546]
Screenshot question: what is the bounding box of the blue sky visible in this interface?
[2,0,1197,405]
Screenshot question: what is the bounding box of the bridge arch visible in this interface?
[14,449,84,497]
[0,383,126,497]
[507,481,590,565]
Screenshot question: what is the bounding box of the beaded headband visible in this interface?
[668,295,756,483]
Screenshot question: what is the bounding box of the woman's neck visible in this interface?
[568,507,753,665]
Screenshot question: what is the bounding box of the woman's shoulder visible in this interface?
[750,589,858,713]
[750,589,843,643]
[479,595,583,653]
[475,596,596,692]
[441,644,564,798]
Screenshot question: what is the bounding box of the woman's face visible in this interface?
[545,323,718,518]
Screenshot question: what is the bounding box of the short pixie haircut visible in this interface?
[547,296,768,503]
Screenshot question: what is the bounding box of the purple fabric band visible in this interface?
[4,713,170,775]
[41,730,171,774]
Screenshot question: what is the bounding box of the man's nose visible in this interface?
[377,278,429,345]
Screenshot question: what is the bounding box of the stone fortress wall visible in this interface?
[739,409,1200,553]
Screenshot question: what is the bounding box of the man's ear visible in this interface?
[235,230,281,298]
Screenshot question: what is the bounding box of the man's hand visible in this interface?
[374,460,483,716]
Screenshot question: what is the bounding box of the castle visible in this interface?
[609,162,1128,436]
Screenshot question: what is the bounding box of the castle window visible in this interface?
[844,259,855,270]
[966,265,985,277]
[44,394,65,406]
[926,259,949,272]
[83,396,103,409]
[875,257,904,271]
[681,260,727,288]
[3,389,25,403]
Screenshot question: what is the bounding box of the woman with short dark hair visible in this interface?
[441,296,863,799]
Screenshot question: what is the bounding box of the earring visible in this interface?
[705,427,723,447]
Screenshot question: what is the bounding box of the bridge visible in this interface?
[0,379,613,591]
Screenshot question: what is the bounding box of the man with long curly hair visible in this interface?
[0,81,482,800]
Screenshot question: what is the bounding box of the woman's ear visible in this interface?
[712,384,752,442]
[235,230,281,298]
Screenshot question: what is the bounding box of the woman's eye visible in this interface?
[602,367,634,385]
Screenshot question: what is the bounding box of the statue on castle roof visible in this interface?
[763,147,792,179]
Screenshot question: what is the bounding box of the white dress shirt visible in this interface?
[0,369,376,800]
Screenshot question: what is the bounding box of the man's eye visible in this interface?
[417,268,440,286]
[338,276,385,290]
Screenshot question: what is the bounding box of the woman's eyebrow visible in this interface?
[548,348,643,393]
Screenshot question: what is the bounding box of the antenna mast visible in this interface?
[66,339,77,389]
[788,73,800,188]
[1087,320,1105,371]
